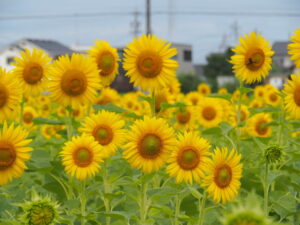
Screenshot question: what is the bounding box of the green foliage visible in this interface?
[178,73,203,93]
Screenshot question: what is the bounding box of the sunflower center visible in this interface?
[23,112,34,124]
[98,51,115,76]
[23,62,43,85]
[61,69,87,96]
[269,93,278,102]
[139,134,162,159]
[202,106,216,121]
[176,111,191,124]
[74,148,92,167]
[191,98,198,105]
[214,164,232,188]
[240,110,247,122]
[200,88,207,95]
[137,51,162,78]
[0,143,16,170]
[255,119,268,135]
[29,204,55,225]
[0,84,8,108]
[245,48,265,71]
[293,87,300,106]
[93,125,114,145]
[178,148,199,170]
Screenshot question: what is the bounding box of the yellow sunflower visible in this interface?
[12,48,52,95]
[249,99,263,109]
[218,88,228,94]
[173,107,196,131]
[48,53,101,108]
[60,134,104,181]
[41,125,56,139]
[203,147,242,204]
[247,113,272,137]
[80,110,125,158]
[0,123,33,185]
[0,68,22,122]
[95,87,119,105]
[87,40,119,86]
[22,106,38,128]
[230,32,274,84]
[123,116,176,173]
[265,88,281,106]
[288,28,300,68]
[167,132,211,184]
[283,73,300,118]
[197,98,224,128]
[197,83,211,96]
[254,85,266,101]
[123,34,178,91]
[185,91,203,106]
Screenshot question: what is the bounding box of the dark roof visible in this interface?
[273,41,291,56]
[25,39,74,56]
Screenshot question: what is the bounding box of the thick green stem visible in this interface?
[80,181,87,225]
[198,193,207,225]
[66,108,73,140]
[140,179,148,224]
[103,161,111,225]
[19,96,25,125]
[264,163,269,216]
[174,195,181,225]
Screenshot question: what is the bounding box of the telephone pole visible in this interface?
[146,0,151,35]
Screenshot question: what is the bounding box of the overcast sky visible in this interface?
[0,0,299,63]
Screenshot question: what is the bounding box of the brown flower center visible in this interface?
[202,106,216,121]
[0,84,8,108]
[97,51,115,76]
[177,148,199,170]
[137,51,162,78]
[214,164,232,188]
[255,119,269,136]
[293,86,300,107]
[23,112,34,124]
[269,93,278,102]
[73,148,93,167]
[0,143,16,170]
[245,48,265,71]
[23,62,43,85]
[61,69,87,96]
[138,133,162,159]
[93,125,113,145]
[176,111,191,124]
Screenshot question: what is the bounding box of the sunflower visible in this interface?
[197,83,211,96]
[247,113,272,137]
[265,88,281,106]
[173,107,196,131]
[283,73,300,118]
[12,48,52,95]
[288,28,300,68]
[230,32,274,84]
[0,123,32,185]
[123,34,178,91]
[0,68,22,122]
[254,85,266,101]
[185,91,203,106]
[249,99,263,109]
[95,87,119,105]
[22,106,38,128]
[123,116,176,173]
[218,88,228,94]
[48,54,101,108]
[80,110,125,158]
[167,132,210,184]
[41,125,56,139]
[87,40,119,86]
[197,98,224,128]
[203,147,242,204]
[60,134,104,181]
[154,88,174,115]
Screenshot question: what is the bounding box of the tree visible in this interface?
[178,73,203,94]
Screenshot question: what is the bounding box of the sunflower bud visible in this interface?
[264,144,283,164]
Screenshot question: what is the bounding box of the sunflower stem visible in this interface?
[66,107,73,140]
[263,162,269,216]
[103,160,111,225]
[80,180,87,225]
[174,194,181,225]
[140,177,149,224]
[19,96,25,125]
[198,192,207,225]
[151,90,156,116]
[236,81,243,152]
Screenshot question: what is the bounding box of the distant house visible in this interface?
[0,38,74,70]
[272,41,293,71]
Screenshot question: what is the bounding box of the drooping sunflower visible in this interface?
[123,34,178,91]
[60,134,104,181]
[123,116,176,173]
[0,68,22,122]
[203,147,242,204]
[247,113,272,137]
[197,83,211,96]
[288,28,300,68]
[48,54,101,108]
[167,132,211,184]
[12,48,52,95]
[80,110,125,158]
[197,98,224,128]
[0,123,33,185]
[283,73,300,118]
[230,32,274,84]
[87,40,119,86]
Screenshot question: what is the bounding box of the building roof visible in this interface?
[25,38,74,56]
[273,41,291,56]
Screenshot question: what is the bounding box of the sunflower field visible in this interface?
[0,30,300,225]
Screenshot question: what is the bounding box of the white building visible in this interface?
[0,39,74,71]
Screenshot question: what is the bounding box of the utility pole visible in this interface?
[146,0,151,35]
[130,10,141,37]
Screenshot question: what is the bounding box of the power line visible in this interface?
[1,10,300,21]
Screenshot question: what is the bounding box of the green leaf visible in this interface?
[33,117,64,125]
[238,86,253,95]
[208,93,231,101]
[160,102,186,112]
[249,106,281,114]
[202,127,222,136]
[188,186,203,199]
[98,211,131,221]
[93,103,142,119]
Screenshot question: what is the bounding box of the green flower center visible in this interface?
[74,148,92,167]
[93,125,113,145]
[177,148,199,170]
[137,51,162,78]
[214,164,232,188]
[98,51,115,76]
[29,203,55,225]
[139,134,162,159]
[23,62,43,85]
